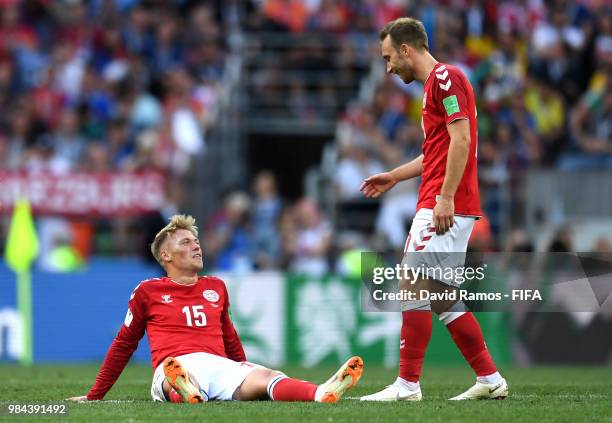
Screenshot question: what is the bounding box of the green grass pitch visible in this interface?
[1,364,611,422]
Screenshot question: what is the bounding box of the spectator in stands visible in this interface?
[288,198,332,276]
[524,77,566,164]
[561,75,612,169]
[262,0,309,33]
[81,141,111,173]
[205,191,254,273]
[506,229,534,253]
[121,4,153,57]
[593,237,612,253]
[5,108,36,170]
[252,171,283,269]
[24,134,70,175]
[335,142,384,201]
[334,105,385,200]
[548,228,573,253]
[107,119,133,169]
[306,0,349,33]
[51,108,86,169]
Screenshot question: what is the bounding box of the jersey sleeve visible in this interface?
[220,282,247,362]
[435,67,470,125]
[86,284,147,400]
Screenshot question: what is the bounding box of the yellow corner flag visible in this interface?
[4,199,39,365]
[5,199,39,273]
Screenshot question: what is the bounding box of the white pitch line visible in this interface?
[344,394,609,400]
[77,400,136,404]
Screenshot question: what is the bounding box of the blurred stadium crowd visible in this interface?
[0,0,610,273]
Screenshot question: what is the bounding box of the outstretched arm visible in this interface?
[68,289,147,401]
[389,154,425,182]
[360,154,423,198]
[85,323,145,400]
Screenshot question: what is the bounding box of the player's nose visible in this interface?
[386,63,393,74]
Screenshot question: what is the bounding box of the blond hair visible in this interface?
[379,17,429,51]
[151,214,199,266]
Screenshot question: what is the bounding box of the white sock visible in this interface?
[477,371,502,384]
[396,377,420,391]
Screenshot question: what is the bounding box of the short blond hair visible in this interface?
[151,214,199,265]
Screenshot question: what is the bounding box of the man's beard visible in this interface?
[400,68,414,84]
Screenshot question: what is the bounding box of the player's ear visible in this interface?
[160,248,171,263]
[400,43,410,57]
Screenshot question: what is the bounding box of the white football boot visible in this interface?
[360,379,422,402]
[449,378,508,400]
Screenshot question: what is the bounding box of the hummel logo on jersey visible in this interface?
[435,70,448,80]
[161,295,173,303]
[439,80,452,91]
[436,65,451,91]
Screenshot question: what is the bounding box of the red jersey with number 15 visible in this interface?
[418,62,481,217]
[86,276,246,400]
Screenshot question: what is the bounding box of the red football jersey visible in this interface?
[418,62,482,217]
[87,276,246,400]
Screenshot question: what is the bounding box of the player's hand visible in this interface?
[360,172,398,198]
[433,197,454,235]
[66,395,89,402]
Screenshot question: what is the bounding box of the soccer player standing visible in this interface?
[68,215,362,403]
[359,17,508,401]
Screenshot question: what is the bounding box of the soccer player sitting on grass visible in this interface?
[68,215,363,404]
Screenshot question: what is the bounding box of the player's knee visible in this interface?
[246,368,283,386]
[262,368,284,381]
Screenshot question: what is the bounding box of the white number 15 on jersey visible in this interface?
[182,305,207,327]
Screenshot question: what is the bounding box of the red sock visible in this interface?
[398,311,433,383]
[168,388,183,403]
[446,312,497,376]
[270,377,317,401]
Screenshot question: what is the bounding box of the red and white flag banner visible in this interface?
[0,171,167,217]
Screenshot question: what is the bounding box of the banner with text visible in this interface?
[0,171,166,217]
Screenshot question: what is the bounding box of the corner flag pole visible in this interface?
[16,271,33,365]
[4,199,39,366]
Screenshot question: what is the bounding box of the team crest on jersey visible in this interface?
[203,290,219,302]
[161,294,172,303]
